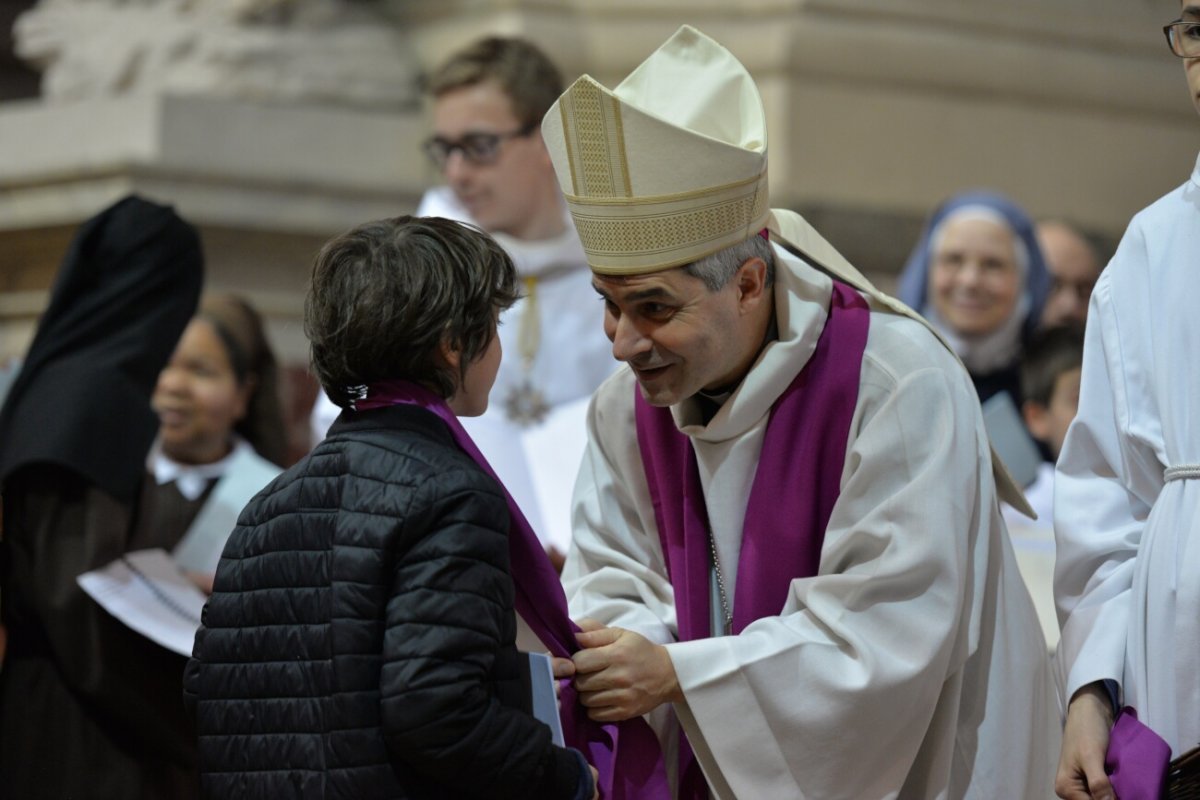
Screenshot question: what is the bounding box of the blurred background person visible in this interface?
[1001,324,1085,653]
[310,36,616,565]
[0,195,204,798]
[1006,324,1085,527]
[151,293,286,592]
[1036,219,1103,331]
[898,190,1051,409]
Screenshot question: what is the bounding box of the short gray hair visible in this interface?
[683,234,775,291]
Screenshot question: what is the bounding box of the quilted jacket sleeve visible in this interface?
[380,465,587,800]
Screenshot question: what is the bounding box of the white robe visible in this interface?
[1002,463,1059,654]
[563,245,1058,799]
[1054,153,1200,755]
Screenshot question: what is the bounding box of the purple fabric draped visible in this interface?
[634,281,870,797]
[1106,707,1170,800]
[357,382,670,799]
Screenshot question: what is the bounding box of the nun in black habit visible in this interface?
[0,195,204,798]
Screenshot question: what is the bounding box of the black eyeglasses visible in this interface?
[421,122,538,168]
[1163,20,1200,58]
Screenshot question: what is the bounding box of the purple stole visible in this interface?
[357,382,669,799]
[633,282,870,797]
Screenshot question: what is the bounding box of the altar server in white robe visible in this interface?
[544,25,1057,800]
[1054,6,1200,798]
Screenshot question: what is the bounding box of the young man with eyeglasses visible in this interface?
[421,38,566,244]
[310,38,615,564]
[1053,6,1200,799]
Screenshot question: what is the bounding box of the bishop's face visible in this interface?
[592,262,768,407]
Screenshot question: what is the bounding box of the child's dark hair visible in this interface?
[1020,324,1085,408]
[305,215,519,408]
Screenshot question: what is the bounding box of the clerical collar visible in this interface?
[148,437,249,501]
[692,389,726,426]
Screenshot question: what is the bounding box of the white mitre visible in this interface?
[541,25,770,275]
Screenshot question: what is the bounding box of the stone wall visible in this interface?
[1,0,1193,454]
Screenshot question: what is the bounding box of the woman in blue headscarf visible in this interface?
[897,191,1051,406]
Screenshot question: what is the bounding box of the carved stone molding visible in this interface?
[15,0,421,109]
[2,0,1193,362]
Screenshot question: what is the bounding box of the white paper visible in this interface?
[77,548,207,657]
[526,651,565,746]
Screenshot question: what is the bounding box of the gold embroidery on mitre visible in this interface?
[559,77,631,200]
[565,170,770,273]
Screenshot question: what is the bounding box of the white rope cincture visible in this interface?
[1164,464,1200,482]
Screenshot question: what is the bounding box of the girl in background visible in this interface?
[151,293,285,590]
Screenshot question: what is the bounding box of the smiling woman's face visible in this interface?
[928,216,1022,337]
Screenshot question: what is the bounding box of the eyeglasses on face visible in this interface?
[1163,20,1200,58]
[421,122,538,168]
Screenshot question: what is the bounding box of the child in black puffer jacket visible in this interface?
[185,216,597,800]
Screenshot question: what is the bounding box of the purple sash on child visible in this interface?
[358,382,670,800]
[633,282,870,798]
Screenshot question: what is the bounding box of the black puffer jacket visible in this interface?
[184,405,590,799]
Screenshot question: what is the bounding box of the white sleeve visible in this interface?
[1054,244,1162,702]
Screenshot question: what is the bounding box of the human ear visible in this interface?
[438,339,462,371]
[735,257,769,311]
[1022,400,1051,443]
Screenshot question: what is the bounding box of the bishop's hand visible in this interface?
[570,618,682,722]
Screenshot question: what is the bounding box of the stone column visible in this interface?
[1,0,432,457]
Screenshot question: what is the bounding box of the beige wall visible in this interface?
[399,0,1197,278]
[1,0,1195,361]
